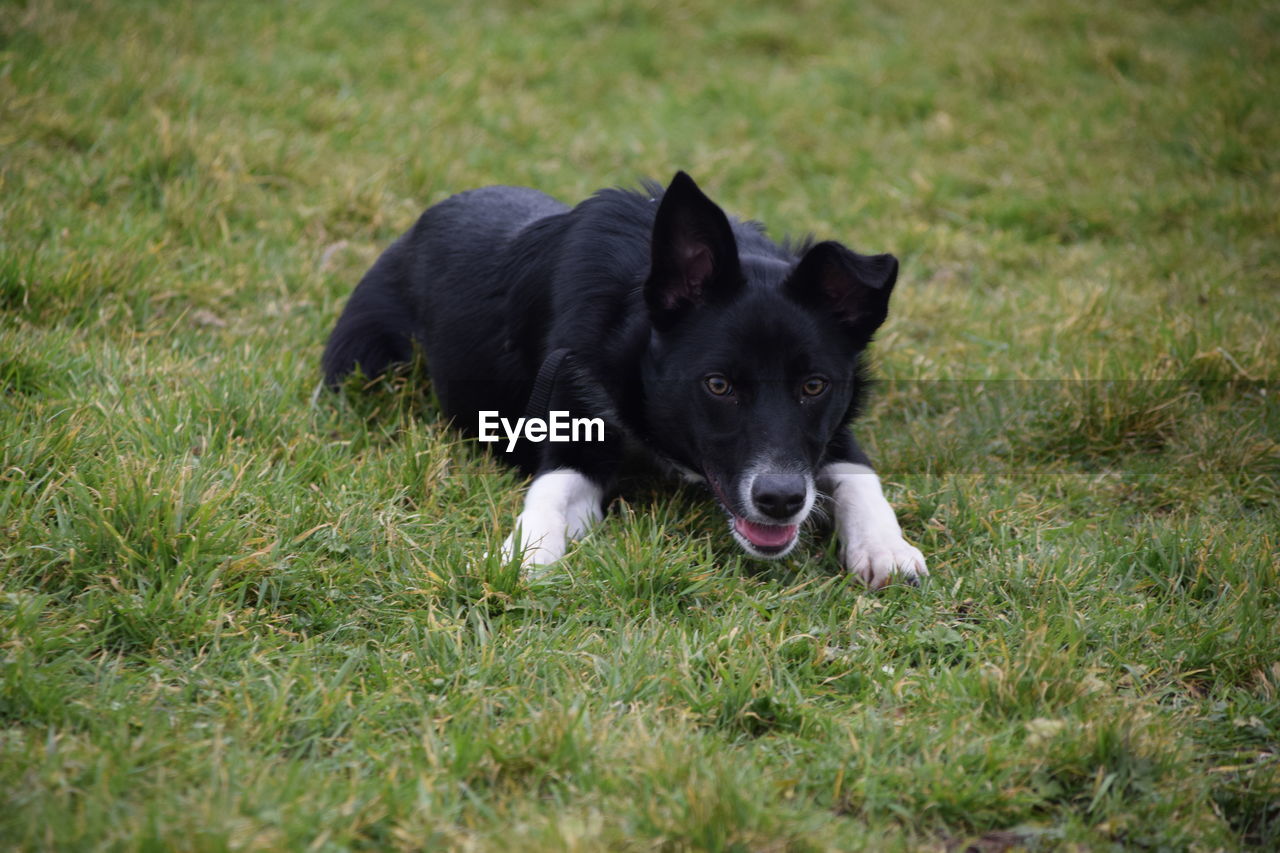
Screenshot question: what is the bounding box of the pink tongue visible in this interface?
[735,518,798,548]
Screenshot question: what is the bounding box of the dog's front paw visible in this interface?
[500,469,605,571]
[821,462,929,591]
[501,515,568,568]
[842,537,928,590]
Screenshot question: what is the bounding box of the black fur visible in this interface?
[323,172,898,554]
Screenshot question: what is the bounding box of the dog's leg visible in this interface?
[501,468,605,568]
[819,461,927,589]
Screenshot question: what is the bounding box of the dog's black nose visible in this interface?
[751,474,807,520]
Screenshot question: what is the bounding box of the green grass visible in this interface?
[2,0,1278,848]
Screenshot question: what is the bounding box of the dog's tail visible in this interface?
[321,236,419,387]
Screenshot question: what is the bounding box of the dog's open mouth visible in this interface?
[732,516,799,557]
[704,471,803,558]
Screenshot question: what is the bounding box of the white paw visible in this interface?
[500,469,603,571]
[841,537,928,590]
[501,514,568,568]
[820,461,929,591]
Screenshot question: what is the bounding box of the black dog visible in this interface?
[323,172,926,587]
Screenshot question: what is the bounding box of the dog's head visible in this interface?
[641,172,897,558]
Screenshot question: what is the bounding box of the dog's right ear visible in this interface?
[645,171,742,330]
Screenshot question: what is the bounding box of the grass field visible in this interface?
[3,0,1279,849]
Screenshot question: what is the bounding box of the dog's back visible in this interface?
[321,186,568,391]
[322,183,666,466]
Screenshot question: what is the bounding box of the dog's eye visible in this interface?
[704,374,733,397]
[801,377,829,397]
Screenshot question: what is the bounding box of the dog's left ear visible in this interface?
[645,171,743,330]
[787,240,897,346]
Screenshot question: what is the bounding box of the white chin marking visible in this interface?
[501,469,603,570]
[818,462,929,590]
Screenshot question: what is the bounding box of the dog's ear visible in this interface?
[645,171,742,329]
[787,240,897,346]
